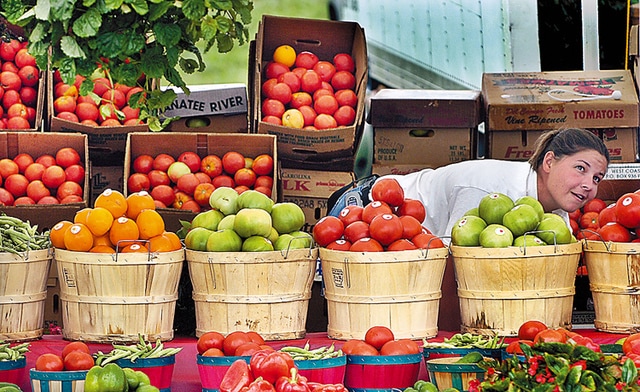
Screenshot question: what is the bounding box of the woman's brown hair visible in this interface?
[528,128,610,170]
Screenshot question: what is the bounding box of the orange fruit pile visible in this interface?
[50,189,182,253]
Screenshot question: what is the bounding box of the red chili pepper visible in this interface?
[241,377,277,392]
[307,382,348,392]
[220,359,254,392]
[275,367,310,392]
[250,349,295,385]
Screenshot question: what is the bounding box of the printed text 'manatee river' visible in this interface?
[169,96,245,113]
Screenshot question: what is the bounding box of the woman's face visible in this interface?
[542,149,608,212]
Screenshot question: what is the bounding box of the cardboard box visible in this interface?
[371,163,427,176]
[47,71,148,166]
[370,89,481,167]
[488,128,638,163]
[125,132,278,232]
[44,276,63,330]
[162,84,249,133]
[280,167,355,233]
[0,132,89,231]
[251,15,368,164]
[482,70,639,131]
[90,164,124,206]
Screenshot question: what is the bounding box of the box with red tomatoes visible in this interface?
[249,15,368,169]
[124,132,278,233]
[0,132,89,231]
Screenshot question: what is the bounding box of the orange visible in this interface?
[73,207,91,224]
[148,233,181,252]
[136,209,165,240]
[85,207,114,236]
[109,216,140,250]
[273,45,296,67]
[126,191,155,220]
[50,220,72,249]
[120,243,149,253]
[92,232,113,248]
[164,231,183,251]
[94,188,128,219]
[63,223,94,252]
[89,244,116,253]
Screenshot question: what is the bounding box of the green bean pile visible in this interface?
[280,342,343,360]
[0,342,29,361]
[94,335,182,365]
[0,214,49,254]
[423,333,506,349]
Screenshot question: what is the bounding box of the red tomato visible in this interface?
[371,178,405,207]
[313,216,345,247]
[349,341,380,356]
[340,339,364,355]
[63,350,94,371]
[597,222,631,242]
[369,213,403,246]
[396,198,426,223]
[246,331,265,346]
[624,352,640,368]
[343,220,370,243]
[35,353,64,371]
[362,201,393,224]
[338,205,364,226]
[579,211,599,230]
[399,215,423,240]
[386,239,418,251]
[505,340,534,355]
[364,326,395,350]
[412,233,445,249]
[615,193,640,229]
[197,331,225,355]
[350,237,384,252]
[61,341,90,359]
[568,209,582,222]
[583,198,607,214]
[622,333,640,355]
[598,203,617,226]
[234,342,262,356]
[518,320,548,341]
[325,239,352,251]
[222,331,251,356]
[380,339,421,355]
[202,347,225,357]
[533,328,566,344]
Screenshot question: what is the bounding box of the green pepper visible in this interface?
[85,363,129,392]
[0,382,22,392]
[124,368,140,390]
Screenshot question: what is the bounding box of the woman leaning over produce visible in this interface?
[331,127,610,238]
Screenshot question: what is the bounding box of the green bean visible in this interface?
[93,335,182,365]
[0,341,29,361]
[280,343,343,360]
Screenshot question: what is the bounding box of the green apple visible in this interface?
[463,207,479,217]
[242,236,274,252]
[237,190,274,213]
[451,215,487,246]
[186,117,209,128]
[271,202,305,234]
[267,227,279,244]
[478,193,514,225]
[274,233,312,251]
[190,209,224,231]
[209,187,239,215]
[217,214,235,231]
[184,227,213,251]
[502,204,540,237]
[515,196,545,221]
[234,208,272,238]
[206,229,243,252]
[513,234,546,247]
[536,216,572,245]
[479,224,514,248]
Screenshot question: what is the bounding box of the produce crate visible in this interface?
[0,132,89,231]
[124,132,278,233]
[250,15,368,168]
[482,70,640,162]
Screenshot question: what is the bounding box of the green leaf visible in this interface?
[164,67,186,90]
[3,0,27,22]
[216,33,232,53]
[34,0,51,21]
[148,1,171,21]
[60,35,86,58]
[50,0,75,20]
[72,7,102,38]
[154,23,181,47]
[179,58,199,74]
[58,57,78,85]
[104,0,124,11]
[622,358,638,385]
[215,14,231,33]
[125,0,148,15]
[140,47,166,78]
[200,16,218,41]
[211,0,232,11]
[182,0,205,20]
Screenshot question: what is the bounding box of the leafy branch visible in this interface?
[2,0,253,130]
